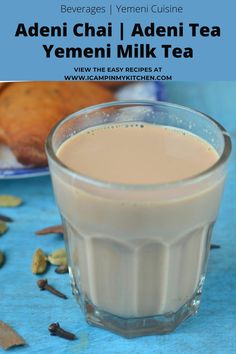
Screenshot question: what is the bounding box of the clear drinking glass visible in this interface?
[46,101,231,338]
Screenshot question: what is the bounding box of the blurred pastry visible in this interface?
[0,82,9,92]
[0,82,10,144]
[0,82,114,166]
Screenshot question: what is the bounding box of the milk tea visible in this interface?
[57,123,218,184]
[54,123,223,318]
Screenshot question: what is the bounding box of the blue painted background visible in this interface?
[0,82,236,353]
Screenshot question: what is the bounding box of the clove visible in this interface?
[55,265,68,274]
[0,214,13,222]
[48,323,76,340]
[37,279,67,299]
[210,244,221,250]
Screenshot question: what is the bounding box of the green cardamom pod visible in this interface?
[0,221,8,236]
[48,248,67,266]
[0,250,5,267]
[32,248,47,274]
[0,195,22,207]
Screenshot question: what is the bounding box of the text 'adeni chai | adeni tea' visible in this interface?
[15,22,220,38]
[14,22,220,59]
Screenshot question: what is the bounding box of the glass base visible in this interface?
[73,287,202,338]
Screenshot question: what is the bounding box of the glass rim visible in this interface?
[45,100,232,191]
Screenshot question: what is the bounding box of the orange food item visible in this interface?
[0,82,114,166]
[0,82,9,92]
[0,82,10,142]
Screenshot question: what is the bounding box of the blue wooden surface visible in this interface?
[1,82,236,354]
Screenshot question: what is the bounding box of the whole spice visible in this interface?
[0,321,25,350]
[0,221,8,236]
[36,225,64,236]
[0,195,22,207]
[55,265,69,274]
[210,244,221,250]
[37,279,67,299]
[0,214,13,222]
[48,322,76,340]
[0,250,5,267]
[48,248,67,267]
[32,248,47,274]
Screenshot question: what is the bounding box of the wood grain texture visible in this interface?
[0,82,236,354]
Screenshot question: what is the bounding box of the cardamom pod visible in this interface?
[0,221,8,236]
[32,248,47,274]
[48,248,67,266]
[0,195,22,207]
[0,250,5,267]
